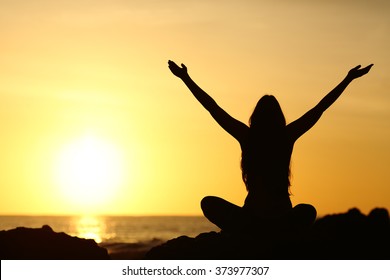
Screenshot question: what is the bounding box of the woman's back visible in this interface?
[240,125,294,218]
[239,95,292,217]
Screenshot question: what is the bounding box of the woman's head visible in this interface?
[241,95,290,195]
[249,95,286,130]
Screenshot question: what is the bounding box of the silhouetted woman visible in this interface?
[168,60,373,233]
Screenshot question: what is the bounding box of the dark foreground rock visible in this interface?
[0,225,110,259]
[146,208,390,259]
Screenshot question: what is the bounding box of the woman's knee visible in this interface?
[292,204,317,226]
[200,196,243,231]
[200,196,219,214]
[201,196,240,221]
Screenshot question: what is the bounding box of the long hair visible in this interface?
[241,95,291,196]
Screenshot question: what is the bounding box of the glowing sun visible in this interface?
[55,135,124,208]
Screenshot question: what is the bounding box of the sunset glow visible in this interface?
[0,0,389,216]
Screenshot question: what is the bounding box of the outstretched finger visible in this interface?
[360,64,374,73]
[365,64,374,70]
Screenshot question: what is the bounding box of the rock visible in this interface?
[145,208,390,259]
[0,225,110,259]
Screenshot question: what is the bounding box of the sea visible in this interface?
[0,215,219,245]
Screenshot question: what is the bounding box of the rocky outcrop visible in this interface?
[0,225,110,259]
[145,208,390,259]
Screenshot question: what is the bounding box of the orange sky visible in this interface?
[0,0,389,216]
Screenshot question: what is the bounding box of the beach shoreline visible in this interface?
[1,208,389,260]
[100,240,165,260]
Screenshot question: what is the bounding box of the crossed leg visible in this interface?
[201,196,245,232]
[201,196,317,232]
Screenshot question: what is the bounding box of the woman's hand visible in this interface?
[347,64,374,80]
[168,60,188,78]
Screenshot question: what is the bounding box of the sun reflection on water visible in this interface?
[74,216,112,243]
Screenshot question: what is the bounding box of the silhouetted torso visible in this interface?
[240,127,295,218]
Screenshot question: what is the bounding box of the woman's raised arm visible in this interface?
[287,64,374,141]
[168,60,248,143]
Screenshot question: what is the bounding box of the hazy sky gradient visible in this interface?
[1,0,389,215]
